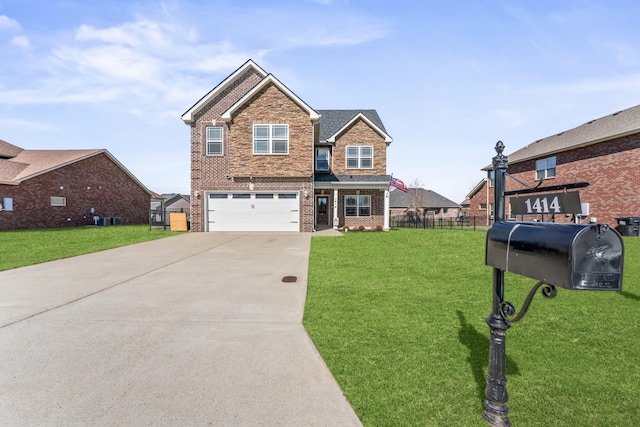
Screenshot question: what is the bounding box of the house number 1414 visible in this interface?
[523,196,561,214]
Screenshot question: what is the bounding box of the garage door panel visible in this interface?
[207,192,299,232]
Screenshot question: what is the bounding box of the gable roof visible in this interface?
[181,59,268,124]
[505,104,640,166]
[163,193,190,207]
[316,110,392,144]
[465,178,487,199]
[221,74,320,122]
[0,141,153,195]
[389,188,460,209]
[0,139,24,158]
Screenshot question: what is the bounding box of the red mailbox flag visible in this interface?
[389,176,408,192]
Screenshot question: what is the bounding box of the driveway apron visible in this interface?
[0,232,362,426]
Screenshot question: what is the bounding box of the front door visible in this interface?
[316,196,329,226]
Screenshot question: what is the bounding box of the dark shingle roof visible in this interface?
[389,188,460,209]
[314,173,390,183]
[506,104,640,165]
[316,110,387,142]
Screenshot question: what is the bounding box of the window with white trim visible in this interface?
[536,156,556,180]
[345,195,371,217]
[51,197,66,206]
[346,146,373,169]
[1,197,13,211]
[253,124,289,154]
[206,126,223,155]
[316,147,329,171]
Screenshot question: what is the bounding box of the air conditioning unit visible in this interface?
[580,203,590,217]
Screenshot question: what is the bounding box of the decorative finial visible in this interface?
[493,141,508,170]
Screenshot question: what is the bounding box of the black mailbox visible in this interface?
[486,222,624,291]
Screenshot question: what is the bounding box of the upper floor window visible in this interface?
[346,146,373,169]
[316,147,330,171]
[206,126,223,156]
[489,170,495,187]
[536,156,556,180]
[254,124,288,154]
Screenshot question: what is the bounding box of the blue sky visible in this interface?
[2,0,640,203]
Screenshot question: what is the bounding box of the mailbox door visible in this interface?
[571,226,623,290]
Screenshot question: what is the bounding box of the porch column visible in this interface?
[384,188,390,231]
[333,188,339,229]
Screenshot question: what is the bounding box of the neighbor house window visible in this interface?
[346,146,373,169]
[316,147,329,171]
[489,170,495,187]
[345,195,371,217]
[536,156,556,180]
[206,126,223,155]
[51,197,66,206]
[253,124,288,154]
[1,197,13,211]
[480,203,487,211]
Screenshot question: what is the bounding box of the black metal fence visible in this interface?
[149,208,191,230]
[390,215,491,231]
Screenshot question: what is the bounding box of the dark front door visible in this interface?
[316,196,329,226]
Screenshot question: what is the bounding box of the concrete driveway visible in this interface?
[0,232,361,426]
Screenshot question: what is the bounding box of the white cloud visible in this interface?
[52,45,161,83]
[0,117,57,131]
[76,20,169,49]
[0,15,21,31]
[10,35,31,49]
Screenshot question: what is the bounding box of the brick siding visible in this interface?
[0,153,150,230]
[331,119,387,175]
[189,72,314,232]
[467,134,640,226]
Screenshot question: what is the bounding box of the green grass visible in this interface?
[304,229,640,426]
[0,225,183,271]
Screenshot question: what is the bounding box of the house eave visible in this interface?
[314,181,389,190]
[484,128,640,170]
[181,59,268,125]
[221,74,320,122]
[325,112,393,144]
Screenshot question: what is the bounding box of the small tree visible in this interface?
[407,178,427,221]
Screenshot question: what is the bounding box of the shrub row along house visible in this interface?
[181,60,394,232]
[0,139,152,230]
[466,104,640,227]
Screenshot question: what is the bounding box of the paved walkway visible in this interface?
[0,232,360,426]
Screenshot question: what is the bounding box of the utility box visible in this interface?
[615,217,640,236]
[486,222,624,291]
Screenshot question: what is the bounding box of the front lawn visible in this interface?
[0,225,182,271]
[304,228,640,426]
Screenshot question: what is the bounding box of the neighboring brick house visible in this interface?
[0,139,152,230]
[389,188,461,221]
[467,104,640,226]
[181,60,393,232]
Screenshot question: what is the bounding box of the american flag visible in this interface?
[389,176,408,192]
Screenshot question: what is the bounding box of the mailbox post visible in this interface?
[482,142,624,426]
[483,141,511,426]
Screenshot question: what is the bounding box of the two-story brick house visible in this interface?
[467,104,640,227]
[181,60,393,232]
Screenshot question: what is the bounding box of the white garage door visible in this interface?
[207,192,300,232]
